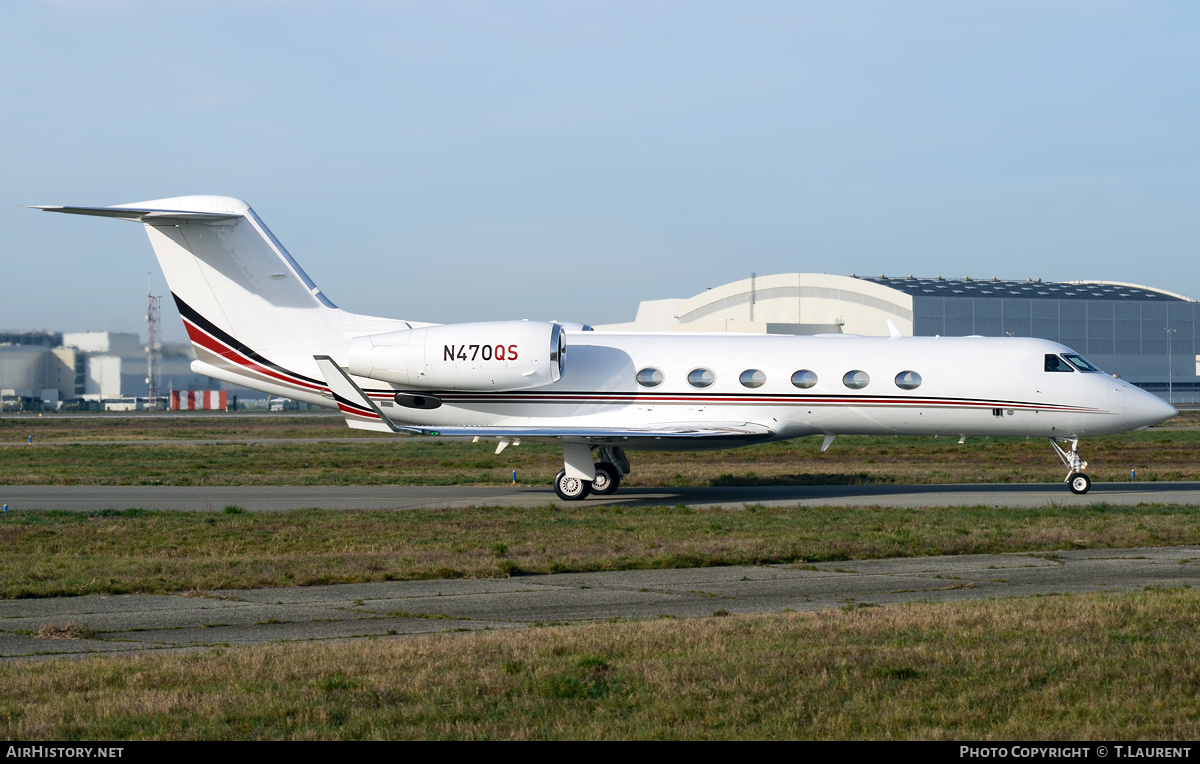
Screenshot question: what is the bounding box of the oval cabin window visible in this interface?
[636,367,664,387]
[894,371,922,390]
[687,368,715,388]
[739,369,766,388]
[842,370,870,389]
[791,370,817,388]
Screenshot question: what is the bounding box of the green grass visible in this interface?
[3,503,1199,597]
[0,413,390,442]
[1,409,1197,487]
[2,425,1200,487]
[2,587,1198,739]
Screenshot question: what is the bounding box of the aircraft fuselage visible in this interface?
[345,332,1170,443]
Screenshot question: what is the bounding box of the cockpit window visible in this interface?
[1062,354,1104,373]
[1044,354,1074,373]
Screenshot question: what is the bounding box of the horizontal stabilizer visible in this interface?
[313,355,775,443]
[30,205,239,223]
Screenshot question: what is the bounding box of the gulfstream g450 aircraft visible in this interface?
[35,196,1178,499]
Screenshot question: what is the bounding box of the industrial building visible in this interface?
[597,273,1199,402]
[0,331,77,408]
[0,330,235,409]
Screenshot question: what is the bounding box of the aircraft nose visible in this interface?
[1125,387,1178,429]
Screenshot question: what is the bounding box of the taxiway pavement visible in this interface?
[2,481,1200,512]
[2,546,1196,660]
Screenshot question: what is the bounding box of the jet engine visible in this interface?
[347,320,565,391]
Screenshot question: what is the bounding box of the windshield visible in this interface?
[1062,353,1105,373]
[1045,354,1074,373]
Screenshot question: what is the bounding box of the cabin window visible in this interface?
[1063,353,1104,373]
[739,369,766,388]
[894,371,922,390]
[635,367,664,387]
[843,370,870,389]
[1044,354,1074,373]
[687,368,715,388]
[791,369,817,389]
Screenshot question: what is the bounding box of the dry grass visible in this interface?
[1,588,1197,739]
[35,621,95,640]
[3,503,1199,598]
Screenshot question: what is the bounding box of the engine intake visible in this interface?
[348,320,565,391]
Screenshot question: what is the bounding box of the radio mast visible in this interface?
[146,275,162,409]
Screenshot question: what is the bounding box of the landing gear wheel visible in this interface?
[590,463,621,495]
[1051,439,1092,495]
[554,470,591,501]
[1069,473,1091,495]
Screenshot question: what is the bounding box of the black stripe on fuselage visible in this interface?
[172,293,326,388]
[421,391,1101,412]
[168,297,1102,414]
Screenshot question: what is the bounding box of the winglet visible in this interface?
[313,355,405,433]
[886,319,902,339]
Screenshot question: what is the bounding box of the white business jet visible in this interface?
[34,196,1177,499]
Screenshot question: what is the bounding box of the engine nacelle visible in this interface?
[347,320,565,391]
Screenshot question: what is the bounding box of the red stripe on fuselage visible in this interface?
[426,392,1100,413]
[178,320,1104,417]
[183,318,325,393]
[337,402,380,420]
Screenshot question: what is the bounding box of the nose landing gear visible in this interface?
[1069,472,1092,494]
[1050,438,1091,494]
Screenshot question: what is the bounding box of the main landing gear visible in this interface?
[554,470,592,501]
[590,463,622,495]
[552,445,629,501]
[1050,438,1091,494]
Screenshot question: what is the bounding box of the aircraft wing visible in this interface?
[313,356,774,444]
[379,423,774,441]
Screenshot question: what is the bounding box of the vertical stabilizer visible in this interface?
[115,196,342,355]
[33,196,361,402]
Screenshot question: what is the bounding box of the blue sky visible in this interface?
[3,1,1198,342]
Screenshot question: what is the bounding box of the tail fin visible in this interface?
[34,196,426,404]
[37,195,341,354]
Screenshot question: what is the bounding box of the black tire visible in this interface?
[590,463,621,495]
[1068,473,1091,494]
[554,469,591,501]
